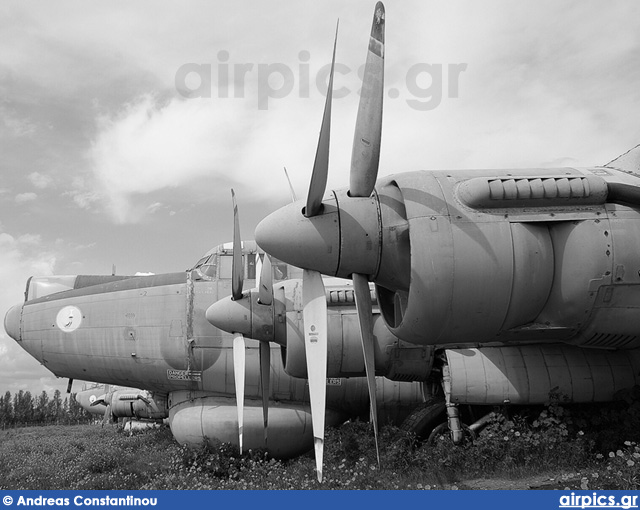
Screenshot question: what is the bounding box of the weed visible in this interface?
[1,396,639,490]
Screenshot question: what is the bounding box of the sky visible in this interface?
[1,0,639,397]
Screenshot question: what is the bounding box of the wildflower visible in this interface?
[624,441,632,447]
[616,450,624,457]
[596,454,604,460]
[609,452,615,458]
[627,460,635,467]
[578,431,584,436]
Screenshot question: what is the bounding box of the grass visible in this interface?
[0,396,639,490]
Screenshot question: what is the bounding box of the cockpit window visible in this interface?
[193,256,209,270]
[194,254,218,280]
[192,250,299,282]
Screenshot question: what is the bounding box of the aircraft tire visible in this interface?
[399,397,446,440]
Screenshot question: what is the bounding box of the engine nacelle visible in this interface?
[376,168,640,349]
[444,344,640,404]
[275,280,434,381]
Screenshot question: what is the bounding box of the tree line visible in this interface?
[0,389,93,428]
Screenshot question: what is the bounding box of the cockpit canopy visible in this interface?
[191,240,301,282]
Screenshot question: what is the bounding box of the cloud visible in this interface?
[85,93,328,223]
[0,105,37,138]
[15,192,37,203]
[0,231,65,397]
[87,94,253,222]
[28,172,54,190]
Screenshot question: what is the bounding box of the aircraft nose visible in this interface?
[4,304,22,342]
[206,296,253,338]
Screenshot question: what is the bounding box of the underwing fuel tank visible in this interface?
[168,392,343,457]
[168,375,423,456]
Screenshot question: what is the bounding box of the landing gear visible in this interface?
[427,405,477,445]
[423,358,476,445]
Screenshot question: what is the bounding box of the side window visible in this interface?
[219,255,234,279]
[247,253,256,280]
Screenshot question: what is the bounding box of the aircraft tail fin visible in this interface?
[604,143,640,175]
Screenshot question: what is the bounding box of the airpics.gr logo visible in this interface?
[559,493,639,509]
[56,306,83,333]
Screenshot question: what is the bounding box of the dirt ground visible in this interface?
[444,473,584,490]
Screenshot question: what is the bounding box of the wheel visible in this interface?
[427,422,476,445]
[400,398,446,440]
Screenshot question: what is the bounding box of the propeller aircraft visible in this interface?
[3,237,426,463]
[74,383,166,430]
[252,0,640,480]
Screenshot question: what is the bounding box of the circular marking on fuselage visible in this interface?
[89,395,96,404]
[56,305,82,332]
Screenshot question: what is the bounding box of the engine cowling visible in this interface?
[274,280,434,381]
[375,169,640,349]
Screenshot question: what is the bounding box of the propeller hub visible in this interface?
[206,291,278,344]
[256,189,381,279]
[256,196,340,276]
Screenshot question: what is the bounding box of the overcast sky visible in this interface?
[1,0,639,397]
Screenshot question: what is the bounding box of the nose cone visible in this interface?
[255,198,340,276]
[206,296,253,338]
[4,304,22,341]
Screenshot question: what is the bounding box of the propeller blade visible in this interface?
[232,333,246,454]
[258,255,273,305]
[349,2,385,198]
[231,189,243,300]
[305,22,339,218]
[302,269,328,482]
[259,341,270,447]
[352,273,380,466]
[255,254,263,286]
[283,167,298,202]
